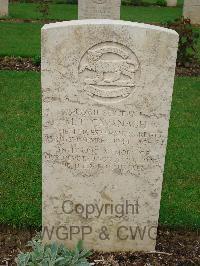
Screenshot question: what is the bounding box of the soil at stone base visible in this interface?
[0,57,40,72]
[0,225,199,266]
[0,57,200,77]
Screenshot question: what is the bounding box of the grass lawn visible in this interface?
[0,71,199,228]
[0,21,200,60]
[0,3,200,59]
[0,71,41,227]
[0,22,41,58]
[6,3,183,23]
[160,77,200,228]
[145,0,184,5]
[121,5,182,23]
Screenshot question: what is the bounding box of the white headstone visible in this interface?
[183,0,200,25]
[166,0,177,6]
[42,20,178,252]
[0,0,8,16]
[78,0,121,20]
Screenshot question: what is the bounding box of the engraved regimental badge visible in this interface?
[79,42,140,103]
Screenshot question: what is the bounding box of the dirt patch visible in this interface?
[0,18,62,24]
[0,225,199,266]
[0,225,37,266]
[0,57,40,72]
[176,62,200,77]
[90,228,200,265]
[1,56,200,76]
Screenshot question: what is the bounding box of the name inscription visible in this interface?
[44,106,166,176]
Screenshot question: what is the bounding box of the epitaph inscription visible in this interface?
[42,20,178,252]
[78,0,121,19]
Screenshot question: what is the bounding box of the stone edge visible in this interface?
[41,19,179,37]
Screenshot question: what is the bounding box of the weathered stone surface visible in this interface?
[183,0,200,25]
[0,0,8,16]
[166,0,177,6]
[42,20,178,252]
[78,0,121,19]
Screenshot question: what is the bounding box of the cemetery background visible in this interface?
[0,0,199,265]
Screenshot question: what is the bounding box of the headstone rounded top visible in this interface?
[42,19,179,37]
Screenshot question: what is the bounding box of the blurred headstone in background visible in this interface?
[78,0,121,20]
